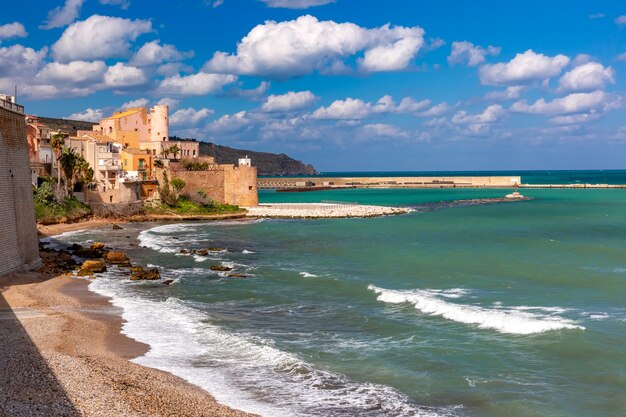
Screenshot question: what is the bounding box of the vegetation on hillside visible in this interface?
[34,180,91,224]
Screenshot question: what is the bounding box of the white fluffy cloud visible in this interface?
[312,97,372,120]
[170,108,214,126]
[52,15,152,62]
[204,15,425,77]
[206,111,252,133]
[312,95,437,120]
[158,72,238,96]
[41,0,84,30]
[261,0,335,8]
[0,22,28,42]
[510,90,619,116]
[67,107,104,121]
[557,62,615,93]
[157,97,180,110]
[452,104,504,124]
[361,123,409,138]
[119,98,149,109]
[104,63,146,87]
[36,60,107,85]
[485,86,525,101]
[131,40,193,66]
[262,91,317,112]
[479,50,570,85]
[0,45,47,77]
[448,41,500,66]
[359,35,424,72]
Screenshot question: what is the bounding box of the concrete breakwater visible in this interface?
[259,176,522,189]
[245,203,413,218]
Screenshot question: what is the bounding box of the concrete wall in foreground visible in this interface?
[0,105,41,276]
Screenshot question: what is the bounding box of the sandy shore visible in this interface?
[244,203,413,218]
[0,271,257,417]
[37,212,248,238]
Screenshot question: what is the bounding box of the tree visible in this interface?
[49,133,67,198]
[169,144,181,160]
[58,148,94,196]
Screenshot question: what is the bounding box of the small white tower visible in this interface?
[238,155,252,167]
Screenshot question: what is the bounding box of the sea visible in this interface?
[47,171,626,417]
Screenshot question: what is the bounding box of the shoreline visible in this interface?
[0,270,257,417]
[37,212,248,237]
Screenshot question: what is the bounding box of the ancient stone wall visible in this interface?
[169,164,258,207]
[0,105,41,275]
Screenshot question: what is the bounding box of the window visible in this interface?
[109,127,113,134]
[193,150,196,157]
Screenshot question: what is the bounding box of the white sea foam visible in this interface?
[242,249,255,254]
[40,229,89,250]
[368,285,585,335]
[299,272,318,278]
[88,274,451,417]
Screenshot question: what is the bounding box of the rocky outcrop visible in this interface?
[227,274,247,279]
[130,267,161,281]
[210,265,232,272]
[180,248,229,256]
[105,251,131,267]
[78,260,107,276]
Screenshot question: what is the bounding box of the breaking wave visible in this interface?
[368,285,585,335]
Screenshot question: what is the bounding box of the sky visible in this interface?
[2,0,626,171]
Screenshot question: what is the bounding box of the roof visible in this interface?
[122,148,150,155]
[79,133,116,143]
[104,108,144,120]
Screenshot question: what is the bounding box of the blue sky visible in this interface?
[2,0,626,171]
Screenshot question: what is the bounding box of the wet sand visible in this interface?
[0,271,256,417]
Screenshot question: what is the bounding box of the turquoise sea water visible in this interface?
[48,186,626,417]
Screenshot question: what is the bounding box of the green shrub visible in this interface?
[171,178,186,192]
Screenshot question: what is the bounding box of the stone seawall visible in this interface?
[0,104,41,275]
[259,176,522,189]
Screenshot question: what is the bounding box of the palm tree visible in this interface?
[58,147,79,196]
[49,133,67,197]
[169,144,181,160]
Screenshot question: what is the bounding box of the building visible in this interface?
[66,134,123,191]
[0,94,41,275]
[121,148,154,182]
[25,115,98,186]
[90,105,199,159]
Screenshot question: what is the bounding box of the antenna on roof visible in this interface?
[14,85,17,103]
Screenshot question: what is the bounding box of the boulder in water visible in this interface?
[78,260,107,276]
[210,265,232,272]
[130,267,161,281]
[105,251,131,267]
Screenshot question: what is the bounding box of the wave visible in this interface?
[368,285,584,335]
[299,272,318,278]
[242,249,255,254]
[89,274,455,417]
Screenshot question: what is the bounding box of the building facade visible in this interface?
[0,95,41,275]
[66,134,123,191]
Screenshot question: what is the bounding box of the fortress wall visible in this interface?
[224,165,258,207]
[0,106,41,275]
[170,164,258,207]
